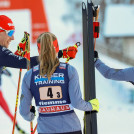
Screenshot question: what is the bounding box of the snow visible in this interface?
[96,54,134,134]
[1,0,134,134]
[104,4,134,37]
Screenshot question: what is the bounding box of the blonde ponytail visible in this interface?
[37,32,59,80]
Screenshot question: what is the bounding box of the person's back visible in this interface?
[19,32,99,134]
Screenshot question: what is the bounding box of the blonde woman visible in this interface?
[19,32,99,134]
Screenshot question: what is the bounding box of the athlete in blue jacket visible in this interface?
[94,51,134,83]
[19,32,99,134]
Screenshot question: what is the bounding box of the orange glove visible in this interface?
[62,46,78,59]
[14,36,27,56]
[14,50,30,61]
[14,32,30,59]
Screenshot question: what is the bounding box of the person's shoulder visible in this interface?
[0,46,5,53]
[23,68,33,79]
[0,46,11,55]
[32,65,39,72]
[67,64,78,80]
[68,64,77,72]
[26,65,39,77]
[23,65,39,82]
[59,62,76,71]
[0,46,8,51]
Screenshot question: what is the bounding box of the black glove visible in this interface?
[3,69,11,77]
[30,106,36,116]
[94,51,99,62]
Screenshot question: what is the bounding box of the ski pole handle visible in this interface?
[74,42,81,48]
[95,5,100,22]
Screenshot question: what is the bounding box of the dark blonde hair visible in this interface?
[37,32,59,80]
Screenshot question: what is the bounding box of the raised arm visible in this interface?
[95,58,134,83]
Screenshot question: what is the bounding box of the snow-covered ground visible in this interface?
[1,0,134,134]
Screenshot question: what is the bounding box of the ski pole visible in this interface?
[12,32,30,134]
[24,32,34,134]
[33,124,37,134]
[66,42,81,63]
[12,68,22,134]
[12,32,28,134]
[93,5,100,50]
[30,122,34,134]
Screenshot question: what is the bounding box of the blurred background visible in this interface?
[1,0,134,134]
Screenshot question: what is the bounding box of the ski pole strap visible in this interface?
[74,42,81,48]
[66,57,70,63]
[93,22,100,38]
[24,32,30,61]
[65,47,70,63]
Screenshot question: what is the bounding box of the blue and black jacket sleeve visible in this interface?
[0,46,63,69]
[0,46,38,69]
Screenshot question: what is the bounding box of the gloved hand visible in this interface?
[14,33,30,61]
[62,46,78,59]
[88,98,99,112]
[30,106,36,116]
[14,50,30,61]
[94,50,99,62]
[3,69,11,77]
[14,37,27,56]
